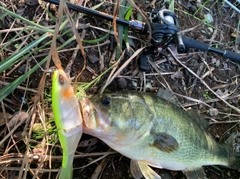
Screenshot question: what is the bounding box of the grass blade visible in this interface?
[0,56,48,101]
[0,33,49,73]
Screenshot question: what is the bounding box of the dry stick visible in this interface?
[47,39,110,53]
[63,2,87,83]
[90,157,108,179]
[175,92,212,108]
[199,94,240,106]
[95,32,105,72]
[100,46,146,93]
[0,18,16,46]
[180,24,201,34]
[0,152,116,165]
[209,21,219,45]
[75,153,110,169]
[49,1,64,69]
[99,49,126,94]
[143,72,146,92]
[6,57,27,76]
[65,18,86,75]
[188,62,205,96]
[17,108,34,179]
[4,64,31,157]
[113,0,122,54]
[109,47,146,82]
[75,23,140,40]
[4,138,23,155]
[65,44,80,75]
[32,104,49,179]
[24,113,37,179]
[211,80,238,90]
[148,59,172,91]
[5,167,59,173]
[6,168,60,175]
[0,112,28,148]
[0,81,38,93]
[168,47,240,114]
[210,120,240,124]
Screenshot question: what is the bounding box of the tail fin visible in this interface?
[229,155,240,170]
[59,165,73,179]
[226,133,240,170]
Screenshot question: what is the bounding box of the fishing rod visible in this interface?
[43,0,240,64]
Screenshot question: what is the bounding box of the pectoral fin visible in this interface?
[137,161,161,179]
[150,131,179,153]
[182,168,207,179]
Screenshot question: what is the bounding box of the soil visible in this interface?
[0,0,240,179]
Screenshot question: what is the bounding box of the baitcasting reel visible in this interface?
[43,0,240,64]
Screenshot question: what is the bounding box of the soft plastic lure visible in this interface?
[52,69,82,179]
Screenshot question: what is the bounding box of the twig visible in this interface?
[91,157,108,179]
[100,49,126,94]
[0,152,116,165]
[0,81,38,93]
[188,62,205,96]
[100,46,146,93]
[168,47,240,114]
[63,1,87,81]
[148,59,172,91]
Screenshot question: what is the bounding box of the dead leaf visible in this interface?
[171,71,183,79]
[8,111,28,130]
[0,112,12,126]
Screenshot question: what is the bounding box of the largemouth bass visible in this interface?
[80,91,240,179]
[52,69,82,179]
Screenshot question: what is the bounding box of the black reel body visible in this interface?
[150,10,179,46]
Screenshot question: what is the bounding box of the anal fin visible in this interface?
[132,160,161,179]
[183,168,207,179]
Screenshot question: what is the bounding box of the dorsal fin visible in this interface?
[157,88,181,106]
[187,110,209,131]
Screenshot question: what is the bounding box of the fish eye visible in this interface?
[101,97,111,105]
[59,75,64,85]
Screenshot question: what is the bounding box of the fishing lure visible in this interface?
[52,69,82,179]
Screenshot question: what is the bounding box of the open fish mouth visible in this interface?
[80,98,111,133]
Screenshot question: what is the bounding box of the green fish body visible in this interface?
[80,91,240,178]
[52,69,82,179]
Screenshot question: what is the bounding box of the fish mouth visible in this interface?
[79,98,92,129]
[79,97,110,130]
